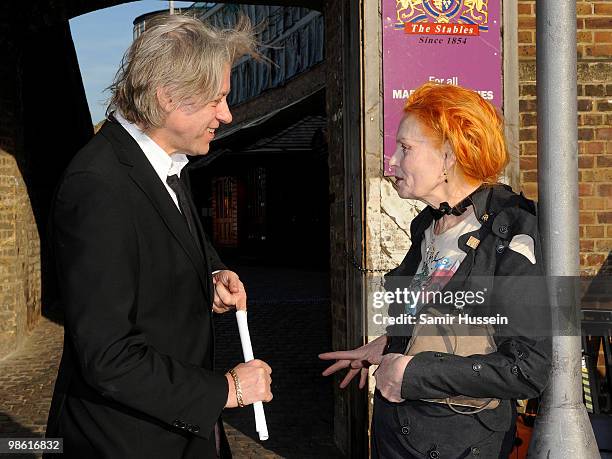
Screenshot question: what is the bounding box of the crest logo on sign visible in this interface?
[395,0,489,32]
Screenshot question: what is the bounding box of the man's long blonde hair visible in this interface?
[108,14,257,129]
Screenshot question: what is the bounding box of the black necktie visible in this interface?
[166,174,202,254]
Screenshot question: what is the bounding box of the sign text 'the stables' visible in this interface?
[404,22,480,35]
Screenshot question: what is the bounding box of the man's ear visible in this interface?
[156,87,174,113]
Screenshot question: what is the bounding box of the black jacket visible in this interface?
[375,184,552,458]
[45,119,230,459]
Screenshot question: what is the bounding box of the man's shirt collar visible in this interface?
[114,112,189,180]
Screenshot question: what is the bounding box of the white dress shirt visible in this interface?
[114,113,222,277]
[114,112,188,212]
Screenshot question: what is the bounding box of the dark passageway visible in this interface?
[214,261,340,458]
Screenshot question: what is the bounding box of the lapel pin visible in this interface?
[466,236,480,249]
[481,213,489,222]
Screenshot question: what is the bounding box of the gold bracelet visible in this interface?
[228,368,244,408]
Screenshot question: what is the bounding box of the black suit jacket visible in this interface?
[45,118,229,459]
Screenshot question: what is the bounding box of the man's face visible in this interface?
[152,64,232,156]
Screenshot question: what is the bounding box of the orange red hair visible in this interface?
[403,83,509,183]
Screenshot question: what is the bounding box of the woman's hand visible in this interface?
[318,335,388,389]
[374,353,413,403]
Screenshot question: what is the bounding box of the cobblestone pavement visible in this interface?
[0,264,342,459]
[0,315,63,458]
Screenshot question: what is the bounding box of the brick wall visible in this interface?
[0,153,42,359]
[0,5,42,359]
[518,1,612,276]
[0,1,93,358]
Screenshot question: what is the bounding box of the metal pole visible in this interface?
[169,1,175,15]
[528,0,599,457]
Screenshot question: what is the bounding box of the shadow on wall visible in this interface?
[0,2,94,344]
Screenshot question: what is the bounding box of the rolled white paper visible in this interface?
[235,310,269,441]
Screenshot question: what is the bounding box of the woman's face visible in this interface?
[389,114,449,203]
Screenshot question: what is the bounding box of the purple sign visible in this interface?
[382,0,502,176]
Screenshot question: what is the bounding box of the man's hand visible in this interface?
[212,270,247,313]
[318,335,388,389]
[374,353,412,403]
[225,359,273,408]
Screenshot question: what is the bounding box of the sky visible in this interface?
[69,1,195,124]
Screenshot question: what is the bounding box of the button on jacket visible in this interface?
[374,184,552,459]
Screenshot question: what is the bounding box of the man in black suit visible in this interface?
[45,15,272,459]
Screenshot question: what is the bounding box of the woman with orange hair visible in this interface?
[320,83,551,458]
